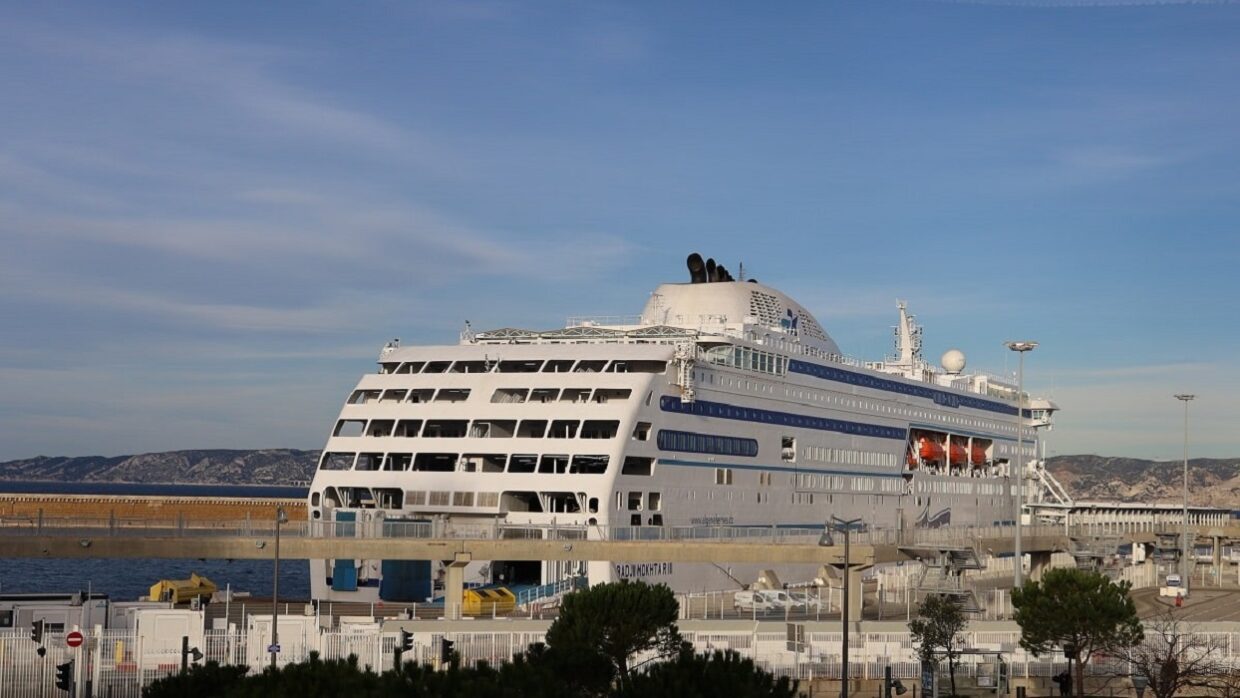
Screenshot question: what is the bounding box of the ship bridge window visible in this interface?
[334,420,366,437]
[395,420,422,437]
[348,390,380,405]
[382,453,411,471]
[380,361,400,374]
[412,453,457,472]
[593,388,632,403]
[508,454,538,473]
[560,388,591,403]
[573,360,607,373]
[396,361,424,374]
[355,453,384,471]
[581,420,620,439]
[450,360,489,373]
[423,420,468,438]
[470,419,516,438]
[543,360,574,373]
[435,388,471,403]
[491,388,529,404]
[319,452,355,471]
[517,420,548,438]
[380,389,407,404]
[406,389,435,403]
[621,456,653,476]
[501,491,543,513]
[461,453,507,473]
[632,422,651,441]
[538,454,570,474]
[530,388,559,403]
[499,359,543,373]
[548,420,580,438]
[571,455,610,474]
[366,420,395,437]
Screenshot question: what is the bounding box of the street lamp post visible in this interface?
[1005,341,1038,588]
[831,516,863,698]
[1175,394,1195,594]
[271,506,287,669]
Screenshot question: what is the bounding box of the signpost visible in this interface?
[65,631,84,648]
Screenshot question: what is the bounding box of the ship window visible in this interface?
[452,491,475,506]
[396,361,424,374]
[375,488,403,509]
[462,454,507,473]
[407,389,435,403]
[348,390,381,405]
[422,361,451,373]
[379,362,400,374]
[607,361,628,373]
[334,420,366,437]
[470,420,515,438]
[450,360,488,373]
[435,388,471,403]
[588,497,599,513]
[545,492,580,513]
[383,453,411,471]
[319,452,354,471]
[543,360,574,373]
[632,422,651,441]
[412,453,457,472]
[781,436,796,462]
[530,388,559,403]
[581,420,619,439]
[571,455,609,474]
[621,456,653,476]
[627,492,643,510]
[366,420,395,437]
[395,420,422,437]
[508,454,538,473]
[517,420,548,438]
[423,420,468,438]
[573,360,606,373]
[355,453,383,471]
[499,359,543,373]
[379,389,407,404]
[538,455,570,474]
[428,491,450,506]
[631,514,642,526]
[501,491,542,513]
[593,388,631,403]
[407,490,427,506]
[491,388,529,404]
[628,360,668,374]
[478,492,499,507]
[560,388,591,403]
[545,420,576,439]
[648,492,662,511]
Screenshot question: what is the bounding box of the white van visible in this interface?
[1159,574,1185,598]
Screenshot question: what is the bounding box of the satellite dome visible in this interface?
[941,349,966,374]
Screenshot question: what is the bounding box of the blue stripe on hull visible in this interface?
[787,359,1020,417]
[660,396,906,440]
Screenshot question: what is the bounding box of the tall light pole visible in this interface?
[1175,394,1195,594]
[831,516,863,698]
[1005,341,1037,588]
[271,506,287,669]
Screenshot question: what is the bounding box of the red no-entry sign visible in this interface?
[65,631,84,648]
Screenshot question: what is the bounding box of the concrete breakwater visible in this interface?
[0,492,305,523]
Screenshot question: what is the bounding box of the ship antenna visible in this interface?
[738,262,745,282]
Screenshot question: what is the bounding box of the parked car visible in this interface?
[733,589,792,613]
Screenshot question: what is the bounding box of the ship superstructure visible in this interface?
[307,254,1057,602]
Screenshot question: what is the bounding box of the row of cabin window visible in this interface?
[378,359,667,375]
[348,387,634,406]
[655,429,760,457]
[702,345,788,376]
[333,418,622,439]
[318,451,655,476]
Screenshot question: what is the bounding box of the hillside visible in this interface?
[0,451,1237,507]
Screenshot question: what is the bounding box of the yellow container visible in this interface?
[461,587,516,616]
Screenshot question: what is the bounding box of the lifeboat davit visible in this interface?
[917,437,945,462]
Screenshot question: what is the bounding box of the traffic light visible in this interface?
[400,630,414,653]
[55,660,73,692]
[439,637,455,663]
[30,619,44,644]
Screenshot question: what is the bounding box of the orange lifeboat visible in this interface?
[970,443,988,466]
[949,442,967,466]
[917,437,945,462]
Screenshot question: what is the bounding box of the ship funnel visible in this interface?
[705,257,718,282]
[717,264,733,282]
[686,253,706,283]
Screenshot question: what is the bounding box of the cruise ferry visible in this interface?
[307,254,1056,602]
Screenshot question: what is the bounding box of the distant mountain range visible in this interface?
[0,450,1237,507]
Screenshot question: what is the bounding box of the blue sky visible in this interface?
[1,0,1238,461]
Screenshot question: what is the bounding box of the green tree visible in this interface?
[618,648,799,698]
[909,595,968,697]
[143,661,249,698]
[1119,610,1228,698]
[544,579,683,690]
[1012,568,1144,698]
